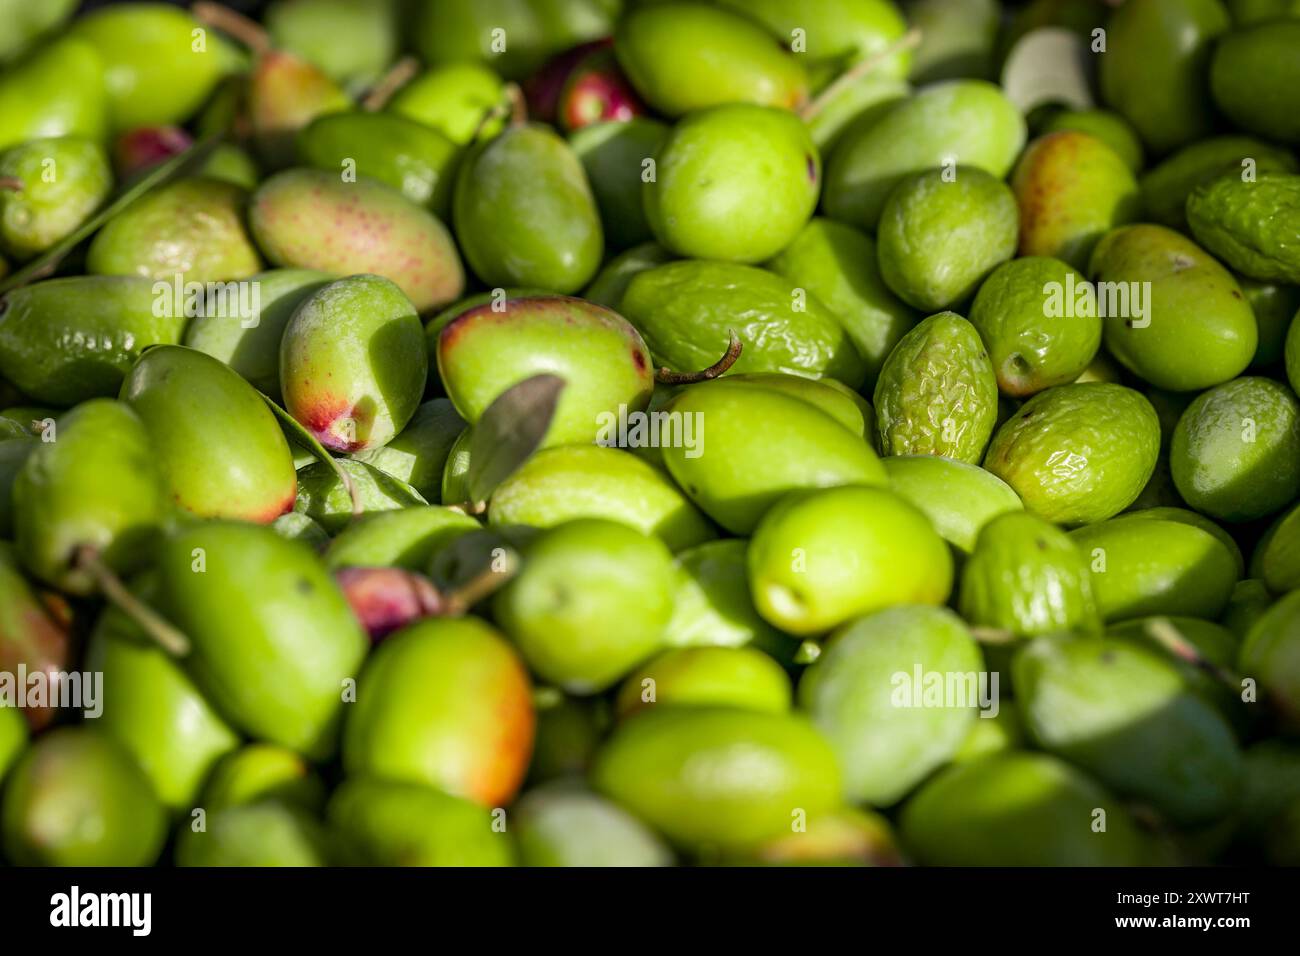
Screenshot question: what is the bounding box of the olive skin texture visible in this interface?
[823,79,1026,230]
[613,3,809,117]
[155,522,369,761]
[663,539,798,663]
[799,605,984,806]
[493,519,676,694]
[881,455,1023,554]
[13,398,162,595]
[660,381,887,535]
[969,257,1102,396]
[876,167,1019,312]
[645,105,820,265]
[1251,501,1300,595]
[513,784,673,867]
[1042,108,1145,174]
[960,511,1101,638]
[615,646,792,719]
[437,295,653,449]
[570,118,667,252]
[1170,376,1300,522]
[1089,224,1257,392]
[873,311,999,463]
[326,506,479,572]
[294,460,427,535]
[1239,589,1300,734]
[297,111,461,218]
[1099,0,1230,154]
[87,177,262,285]
[748,485,953,636]
[200,743,326,816]
[715,0,912,84]
[0,276,188,406]
[766,218,918,391]
[328,777,514,867]
[453,123,603,295]
[1010,132,1140,272]
[1015,635,1243,827]
[388,63,506,145]
[176,802,331,867]
[410,0,615,82]
[67,4,227,131]
[590,707,841,852]
[901,752,1149,866]
[121,345,298,524]
[343,616,535,807]
[1139,135,1297,231]
[0,137,112,261]
[87,585,240,812]
[620,260,868,388]
[1187,173,1300,285]
[489,444,716,553]
[281,274,428,453]
[1,727,167,867]
[347,400,468,504]
[0,38,108,153]
[983,383,1161,526]
[1210,20,1300,145]
[250,169,465,313]
[183,268,332,401]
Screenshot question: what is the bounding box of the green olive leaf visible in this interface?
[257,391,366,521]
[467,373,566,504]
[1000,27,1095,115]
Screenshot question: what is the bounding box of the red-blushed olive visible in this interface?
[343,616,535,807]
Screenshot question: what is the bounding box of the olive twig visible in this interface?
[655,329,743,384]
[193,2,273,56]
[799,27,924,122]
[255,392,364,521]
[362,56,420,111]
[0,177,23,191]
[1144,617,1242,688]
[443,551,520,615]
[969,626,1018,646]
[505,82,528,127]
[75,547,190,657]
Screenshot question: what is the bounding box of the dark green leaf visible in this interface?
[467,373,566,503]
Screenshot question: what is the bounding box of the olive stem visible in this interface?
[0,176,23,191]
[655,330,743,385]
[75,547,190,657]
[969,626,1018,646]
[443,551,520,614]
[193,2,272,56]
[447,500,488,517]
[256,393,364,521]
[362,56,420,111]
[799,27,923,122]
[470,99,510,142]
[505,82,528,127]
[1144,617,1241,688]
